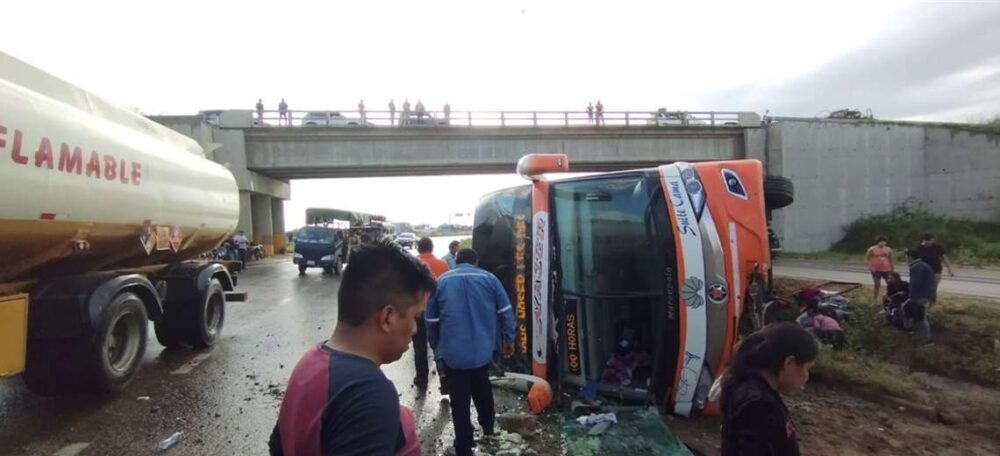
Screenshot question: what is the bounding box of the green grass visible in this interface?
[458,237,473,250]
[827,200,1000,265]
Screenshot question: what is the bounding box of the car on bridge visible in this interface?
[646,109,707,126]
[399,111,449,127]
[395,232,418,249]
[301,111,372,127]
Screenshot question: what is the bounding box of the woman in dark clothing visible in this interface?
[710,323,819,456]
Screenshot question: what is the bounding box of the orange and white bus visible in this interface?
[473,153,792,416]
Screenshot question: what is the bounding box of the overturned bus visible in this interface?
[473,154,793,416]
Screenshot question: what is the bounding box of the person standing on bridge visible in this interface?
[358,99,367,124]
[596,100,605,125]
[389,99,396,126]
[412,237,450,391]
[415,100,426,122]
[268,240,436,456]
[586,102,594,124]
[278,98,289,127]
[256,98,264,124]
[426,248,515,456]
[443,103,451,122]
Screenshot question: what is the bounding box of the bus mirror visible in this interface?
[517,153,570,181]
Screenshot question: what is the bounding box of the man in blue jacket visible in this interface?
[426,248,515,456]
[905,249,934,342]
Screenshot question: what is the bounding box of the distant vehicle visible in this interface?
[301,111,372,127]
[399,111,449,127]
[293,226,347,275]
[647,109,705,126]
[396,232,418,249]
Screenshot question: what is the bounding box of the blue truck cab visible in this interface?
[293,226,347,275]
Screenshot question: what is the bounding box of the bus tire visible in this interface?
[764,176,794,210]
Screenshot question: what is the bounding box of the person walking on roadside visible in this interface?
[710,322,818,456]
[233,230,250,263]
[595,100,605,125]
[905,249,934,342]
[915,233,953,306]
[865,235,894,304]
[278,98,289,126]
[425,249,515,456]
[358,99,367,124]
[389,99,397,126]
[412,237,450,390]
[442,240,460,270]
[586,102,594,124]
[256,98,265,124]
[443,103,451,122]
[269,241,436,455]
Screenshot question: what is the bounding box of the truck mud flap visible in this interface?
[224,291,248,302]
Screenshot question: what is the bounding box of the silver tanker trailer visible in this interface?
[0,51,242,396]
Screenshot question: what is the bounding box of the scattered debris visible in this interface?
[136,396,151,401]
[575,412,618,426]
[157,431,182,451]
[496,413,537,435]
[588,421,613,436]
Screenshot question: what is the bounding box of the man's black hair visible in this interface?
[906,248,921,260]
[875,235,887,244]
[338,239,436,326]
[922,233,935,241]
[455,248,478,265]
[417,237,434,253]
[448,240,460,248]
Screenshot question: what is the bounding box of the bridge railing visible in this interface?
[245,109,748,128]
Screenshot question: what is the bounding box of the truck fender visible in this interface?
[28,272,161,340]
[162,262,235,295]
[87,274,161,327]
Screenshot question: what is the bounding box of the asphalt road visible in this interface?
[774,258,1000,300]
[0,256,456,456]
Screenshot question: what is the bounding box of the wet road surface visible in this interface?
[0,256,460,455]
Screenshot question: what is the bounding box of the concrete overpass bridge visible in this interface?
[152,109,1000,256]
[243,125,752,179]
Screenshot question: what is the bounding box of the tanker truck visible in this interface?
[0,52,242,396]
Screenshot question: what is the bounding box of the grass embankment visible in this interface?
[458,237,473,250]
[792,202,1000,266]
[771,277,1000,426]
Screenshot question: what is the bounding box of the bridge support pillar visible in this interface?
[271,198,286,254]
[238,191,253,238]
[251,195,274,256]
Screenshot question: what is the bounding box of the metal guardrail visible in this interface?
[237,109,751,129]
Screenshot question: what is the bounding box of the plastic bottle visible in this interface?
[157,431,182,451]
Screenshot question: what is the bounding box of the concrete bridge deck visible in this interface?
[243,126,747,178]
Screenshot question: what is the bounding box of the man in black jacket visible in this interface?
[905,250,934,342]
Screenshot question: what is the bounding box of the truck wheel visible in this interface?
[91,292,149,394]
[764,176,794,210]
[184,279,225,348]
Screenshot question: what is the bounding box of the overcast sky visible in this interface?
[3,0,998,227]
